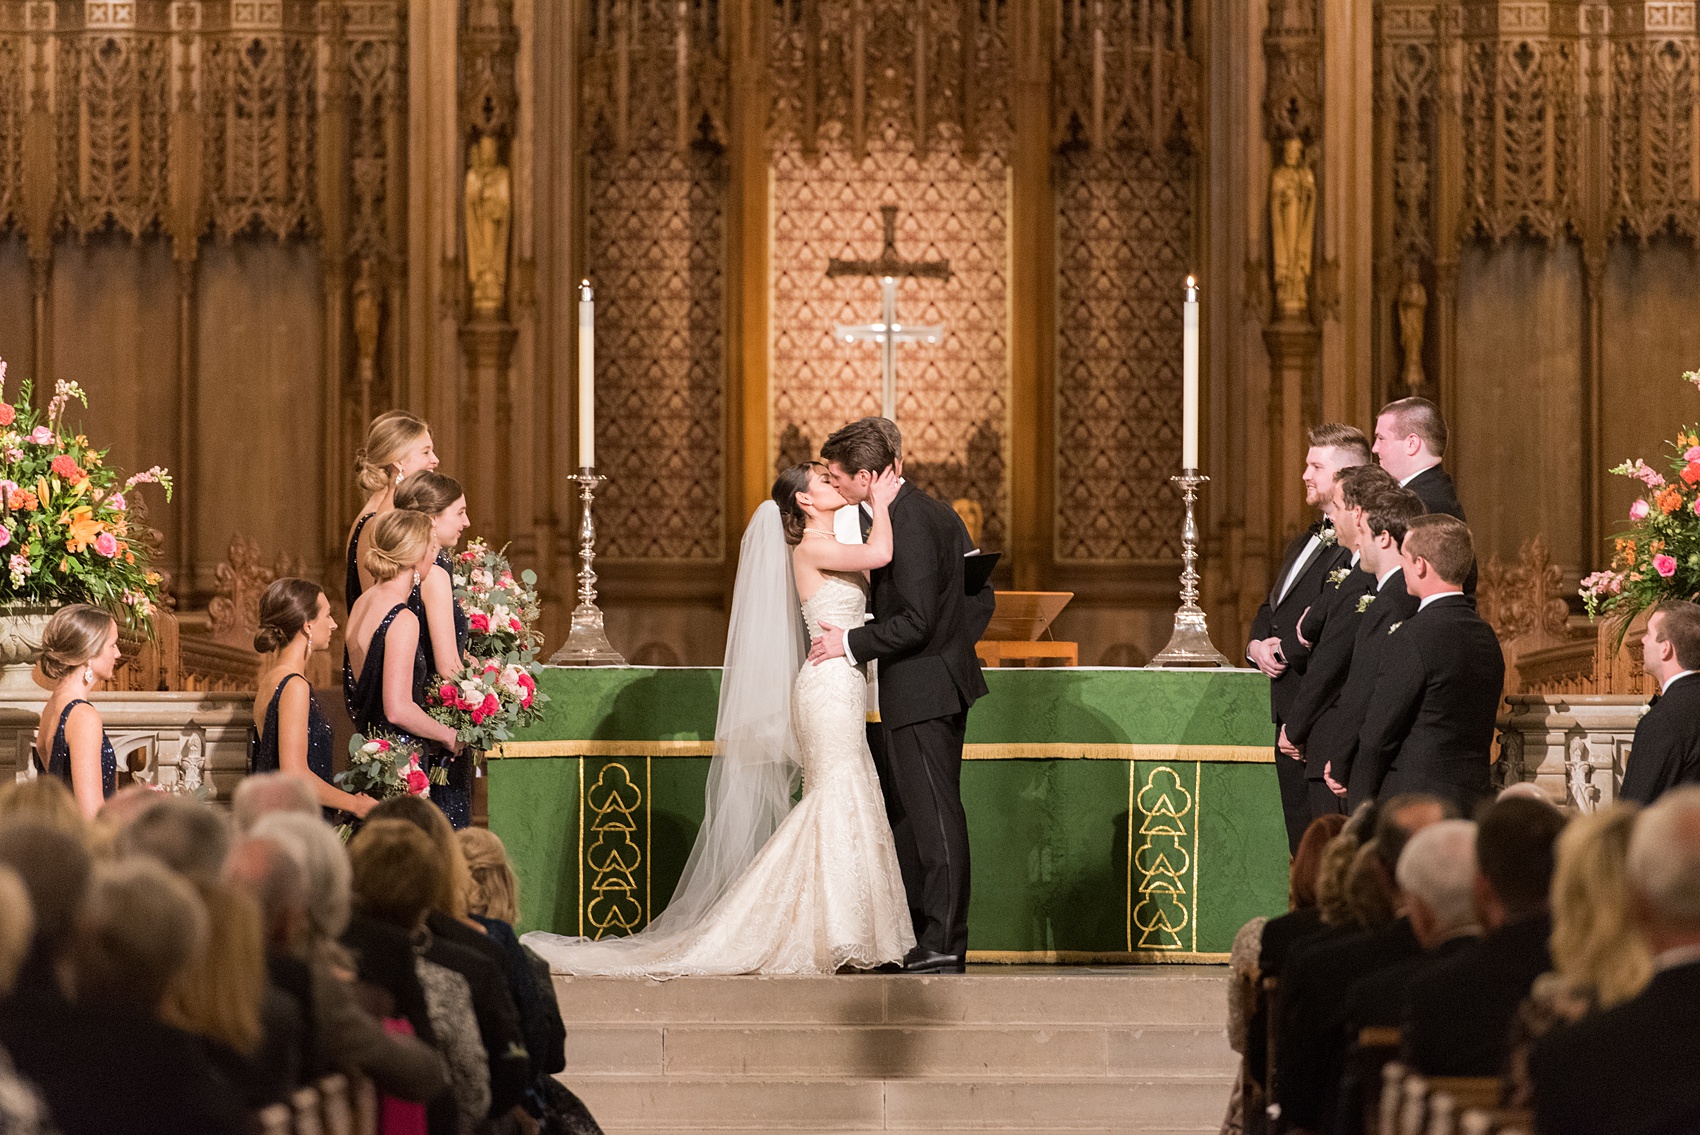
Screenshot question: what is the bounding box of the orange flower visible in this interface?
[63,506,102,554]
[1657,486,1684,514]
[13,490,38,512]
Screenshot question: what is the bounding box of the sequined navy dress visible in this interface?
[35,699,117,800]
[413,548,472,829]
[346,603,428,752]
[251,672,341,821]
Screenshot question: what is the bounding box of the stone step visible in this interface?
[565,1074,1236,1131]
[565,1023,1235,1079]
[554,967,1226,1028]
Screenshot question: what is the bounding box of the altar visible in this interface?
[488,666,1286,962]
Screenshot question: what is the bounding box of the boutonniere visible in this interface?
[1355,594,1374,614]
[1317,525,1338,549]
[1327,567,1350,588]
[1388,621,1404,635]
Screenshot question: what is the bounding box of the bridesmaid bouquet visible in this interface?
[335,731,437,802]
[0,361,172,629]
[1584,367,1700,624]
[428,658,542,752]
[452,539,544,657]
[430,539,548,755]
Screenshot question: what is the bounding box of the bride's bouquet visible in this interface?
[427,540,548,755]
[335,731,436,801]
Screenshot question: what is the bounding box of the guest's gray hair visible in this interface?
[226,836,308,947]
[252,812,352,943]
[76,858,207,1013]
[232,772,319,834]
[1396,819,1479,932]
[115,798,231,887]
[1628,785,1700,928]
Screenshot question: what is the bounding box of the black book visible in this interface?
[964,551,999,594]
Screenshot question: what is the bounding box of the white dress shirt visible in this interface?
[1398,461,1442,489]
[1662,669,1697,696]
[1376,565,1403,591]
[1418,589,1465,612]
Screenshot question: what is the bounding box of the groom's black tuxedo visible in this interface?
[849,481,995,960]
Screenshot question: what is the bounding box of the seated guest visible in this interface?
[371,796,532,1121]
[0,863,54,1134]
[92,783,163,841]
[31,605,122,818]
[231,770,320,834]
[0,823,90,1004]
[19,858,243,1135]
[1531,788,1700,1134]
[1353,516,1504,813]
[116,797,230,885]
[350,819,490,1134]
[228,830,448,1105]
[252,579,377,821]
[1505,804,1651,1109]
[0,776,84,839]
[1402,796,1566,1077]
[1621,600,1700,804]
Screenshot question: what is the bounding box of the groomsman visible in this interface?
[1248,423,1370,852]
[1354,516,1505,814]
[1372,396,1475,595]
[1621,600,1700,805]
[1277,463,1399,820]
[1323,486,1427,810]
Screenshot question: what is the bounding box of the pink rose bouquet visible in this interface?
[427,539,548,756]
[334,731,438,807]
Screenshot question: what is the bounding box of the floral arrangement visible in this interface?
[0,360,172,628]
[426,540,548,754]
[1582,368,1700,622]
[334,731,438,802]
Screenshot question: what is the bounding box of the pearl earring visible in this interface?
[304,629,314,652]
[82,664,93,686]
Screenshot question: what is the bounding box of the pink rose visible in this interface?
[0,528,10,552]
[509,618,522,633]
[1631,499,1651,520]
[92,531,118,558]
[406,769,430,794]
[480,693,500,716]
[106,492,125,512]
[439,682,458,706]
[1686,446,1700,463]
[375,738,391,752]
[27,426,51,446]
[469,612,490,633]
[1655,553,1678,578]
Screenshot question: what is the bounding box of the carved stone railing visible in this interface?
[3,692,255,800]
[1497,694,1647,812]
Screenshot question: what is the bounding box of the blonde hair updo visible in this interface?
[361,509,434,584]
[458,826,520,925]
[38,604,116,681]
[354,411,431,497]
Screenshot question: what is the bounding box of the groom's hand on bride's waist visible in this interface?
[809,622,847,665]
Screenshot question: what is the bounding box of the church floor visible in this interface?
[553,965,1235,1134]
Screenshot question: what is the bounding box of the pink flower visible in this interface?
[406,768,430,794]
[375,738,392,753]
[1686,446,1700,463]
[92,532,118,558]
[0,404,14,427]
[1631,499,1651,521]
[1655,553,1678,578]
[26,426,51,446]
[439,683,458,706]
[0,527,12,552]
[509,618,522,633]
[480,693,500,717]
[469,612,490,633]
[106,492,126,512]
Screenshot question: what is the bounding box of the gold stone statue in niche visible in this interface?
[353,258,382,388]
[1269,136,1316,320]
[465,135,512,317]
[1398,260,1428,389]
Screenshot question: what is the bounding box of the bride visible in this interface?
[521,463,914,975]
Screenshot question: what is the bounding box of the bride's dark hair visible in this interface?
[771,463,821,545]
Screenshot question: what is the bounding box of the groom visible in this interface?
[809,418,996,974]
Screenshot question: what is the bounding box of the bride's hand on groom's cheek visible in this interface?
[809,622,846,665]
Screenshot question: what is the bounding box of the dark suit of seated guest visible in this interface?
[1403,796,1565,1078]
[1620,601,1700,806]
[1531,788,1700,1135]
[1353,516,1504,815]
[1274,795,1451,1133]
[10,858,244,1135]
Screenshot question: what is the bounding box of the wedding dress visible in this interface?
[521,506,915,976]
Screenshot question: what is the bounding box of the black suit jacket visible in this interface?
[1404,464,1477,596]
[1402,912,1552,1077]
[846,482,995,730]
[1315,570,1418,802]
[1355,594,1505,812]
[1284,565,1377,779]
[1250,521,1352,723]
[1621,673,1700,804]
[1531,960,1700,1135]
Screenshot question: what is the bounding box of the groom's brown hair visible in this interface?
[820,417,898,476]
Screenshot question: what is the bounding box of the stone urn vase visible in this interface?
[0,608,57,694]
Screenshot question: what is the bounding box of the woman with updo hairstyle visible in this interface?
[346,410,438,609]
[342,510,463,764]
[771,461,898,604]
[32,603,121,817]
[395,470,473,827]
[252,578,376,820]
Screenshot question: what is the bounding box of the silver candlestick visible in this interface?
[1149,469,1231,668]
[550,467,627,665]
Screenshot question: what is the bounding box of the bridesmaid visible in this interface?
[343,511,463,771]
[345,410,438,609]
[252,578,377,821]
[32,604,121,819]
[395,472,473,828]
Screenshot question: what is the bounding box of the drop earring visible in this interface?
[82,664,93,686]
[304,629,314,653]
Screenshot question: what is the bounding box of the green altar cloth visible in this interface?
[488,666,1287,962]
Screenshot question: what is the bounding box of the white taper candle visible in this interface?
[1182,275,1199,470]
[578,281,595,468]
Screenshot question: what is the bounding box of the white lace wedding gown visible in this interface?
[522,570,915,976]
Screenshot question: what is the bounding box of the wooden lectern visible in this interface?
[975,591,1077,668]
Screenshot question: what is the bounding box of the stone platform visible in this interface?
[553,965,1235,1134]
